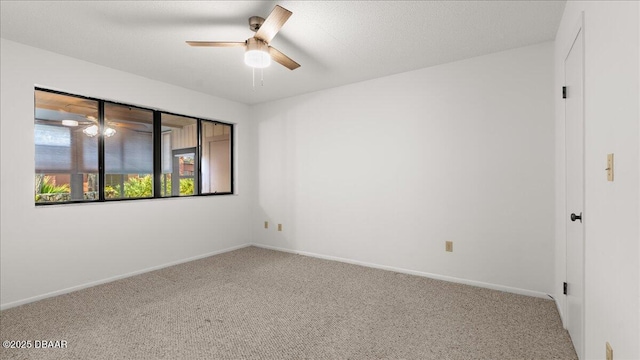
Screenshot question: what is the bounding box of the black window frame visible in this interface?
[34,87,234,206]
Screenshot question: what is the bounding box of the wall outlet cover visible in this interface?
[446,241,453,252]
[607,153,614,181]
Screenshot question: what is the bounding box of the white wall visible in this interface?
[0,39,254,309]
[554,2,640,359]
[251,42,555,297]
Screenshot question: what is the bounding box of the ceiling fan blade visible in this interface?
[186,41,245,47]
[269,46,300,70]
[255,5,292,43]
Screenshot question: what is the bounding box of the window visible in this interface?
[201,121,232,194]
[35,91,99,203]
[104,103,154,199]
[160,114,197,197]
[34,88,233,205]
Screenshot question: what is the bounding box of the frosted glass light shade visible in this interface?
[244,38,271,68]
[244,50,271,68]
[83,125,99,137]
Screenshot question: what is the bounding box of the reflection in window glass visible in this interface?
[34,90,99,203]
[160,114,198,197]
[34,88,235,205]
[104,103,153,199]
[201,121,232,194]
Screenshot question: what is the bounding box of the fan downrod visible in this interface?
[248,16,265,32]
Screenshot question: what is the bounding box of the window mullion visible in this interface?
[153,111,162,198]
[98,101,105,201]
[196,119,202,195]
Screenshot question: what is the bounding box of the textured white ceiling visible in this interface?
[0,1,566,105]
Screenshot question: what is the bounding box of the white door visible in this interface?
[565,26,585,359]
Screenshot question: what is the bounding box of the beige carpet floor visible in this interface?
[0,246,577,359]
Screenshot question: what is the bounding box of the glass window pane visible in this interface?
[160,114,198,197]
[34,90,99,203]
[201,121,232,194]
[104,103,153,199]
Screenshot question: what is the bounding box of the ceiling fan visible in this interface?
[186,5,300,70]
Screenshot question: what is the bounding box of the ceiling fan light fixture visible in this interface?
[82,124,116,137]
[83,124,99,137]
[244,38,271,68]
[103,127,117,137]
[245,50,271,68]
[186,5,299,71]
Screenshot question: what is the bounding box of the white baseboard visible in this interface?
[555,296,567,328]
[251,243,550,299]
[2,242,551,310]
[0,243,251,311]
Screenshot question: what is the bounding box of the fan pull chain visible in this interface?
[252,67,256,90]
[261,67,264,87]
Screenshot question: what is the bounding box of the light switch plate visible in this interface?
[607,154,614,181]
[264,221,269,229]
[277,224,282,231]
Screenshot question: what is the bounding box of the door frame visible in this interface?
[171,147,198,196]
[562,11,586,359]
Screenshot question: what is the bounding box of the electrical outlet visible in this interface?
[606,342,613,360]
[264,221,269,229]
[277,224,282,231]
[445,241,453,252]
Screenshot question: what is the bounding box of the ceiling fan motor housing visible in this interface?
[249,16,265,32]
[246,37,268,51]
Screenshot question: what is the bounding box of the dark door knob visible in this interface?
[570,212,582,223]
